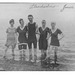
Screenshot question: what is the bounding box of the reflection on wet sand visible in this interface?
[0,37,75,71]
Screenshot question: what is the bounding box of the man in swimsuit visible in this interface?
[26,15,38,62]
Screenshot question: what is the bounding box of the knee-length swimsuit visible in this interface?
[5,27,17,48]
[17,26,27,50]
[39,27,51,50]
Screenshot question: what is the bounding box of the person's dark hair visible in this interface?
[28,15,33,18]
[51,22,56,25]
[42,20,46,23]
[19,18,23,24]
[9,19,14,24]
[42,20,46,22]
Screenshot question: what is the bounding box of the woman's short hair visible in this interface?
[19,18,23,24]
[9,19,14,24]
[51,22,56,25]
[42,20,46,23]
[28,15,33,18]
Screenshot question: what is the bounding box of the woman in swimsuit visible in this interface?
[17,19,27,61]
[49,22,64,65]
[4,19,17,60]
[38,20,50,67]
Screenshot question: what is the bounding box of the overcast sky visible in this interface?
[0,3,75,40]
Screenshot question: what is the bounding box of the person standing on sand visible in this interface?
[38,20,51,67]
[16,19,27,61]
[26,15,38,63]
[4,19,17,60]
[48,22,64,65]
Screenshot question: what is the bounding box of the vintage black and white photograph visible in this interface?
[0,2,74,71]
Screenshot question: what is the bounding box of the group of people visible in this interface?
[4,14,64,67]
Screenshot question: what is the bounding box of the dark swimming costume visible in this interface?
[39,27,51,50]
[26,22,37,49]
[17,26,27,50]
[17,26,27,43]
[50,29,62,46]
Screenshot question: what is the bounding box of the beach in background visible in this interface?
[0,3,75,71]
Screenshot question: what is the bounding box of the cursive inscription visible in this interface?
[29,3,75,12]
[60,4,74,12]
[29,4,56,9]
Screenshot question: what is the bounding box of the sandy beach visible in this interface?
[0,38,74,71]
[0,3,74,71]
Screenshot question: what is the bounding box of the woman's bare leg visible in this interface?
[41,50,44,60]
[54,46,58,64]
[12,49,15,60]
[41,50,44,66]
[4,47,9,58]
[47,46,53,60]
[20,50,22,61]
[44,50,47,59]
[23,49,26,61]
[41,50,47,67]
[12,45,16,60]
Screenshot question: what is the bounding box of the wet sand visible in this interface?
[0,47,75,71]
[0,40,75,71]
